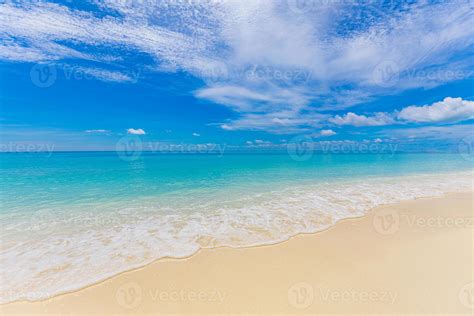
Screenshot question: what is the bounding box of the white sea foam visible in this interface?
[0,171,472,303]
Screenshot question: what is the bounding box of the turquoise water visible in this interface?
[1,152,472,209]
[0,152,472,302]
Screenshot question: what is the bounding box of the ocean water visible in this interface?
[0,152,472,303]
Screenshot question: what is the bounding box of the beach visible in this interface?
[2,0,473,314]
[1,153,473,305]
[2,191,473,315]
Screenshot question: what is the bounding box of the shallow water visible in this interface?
[0,152,472,303]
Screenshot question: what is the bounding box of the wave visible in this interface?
[0,171,472,303]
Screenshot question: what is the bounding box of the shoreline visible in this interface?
[1,190,473,314]
[1,170,472,305]
[1,189,471,305]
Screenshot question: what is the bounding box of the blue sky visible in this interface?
[0,0,473,151]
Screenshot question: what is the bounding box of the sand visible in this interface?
[2,191,473,315]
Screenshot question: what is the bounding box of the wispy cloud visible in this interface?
[84,129,109,133]
[378,124,473,141]
[1,0,473,133]
[329,112,395,127]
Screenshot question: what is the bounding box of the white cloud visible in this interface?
[320,129,337,136]
[328,97,474,127]
[329,112,395,127]
[0,2,199,66]
[127,128,146,135]
[195,86,274,112]
[192,132,200,137]
[0,43,58,62]
[397,97,474,123]
[218,112,322,133]
[84,129,109,133]
[1,1,473,133]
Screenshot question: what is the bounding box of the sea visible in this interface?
[0,151,472,303]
